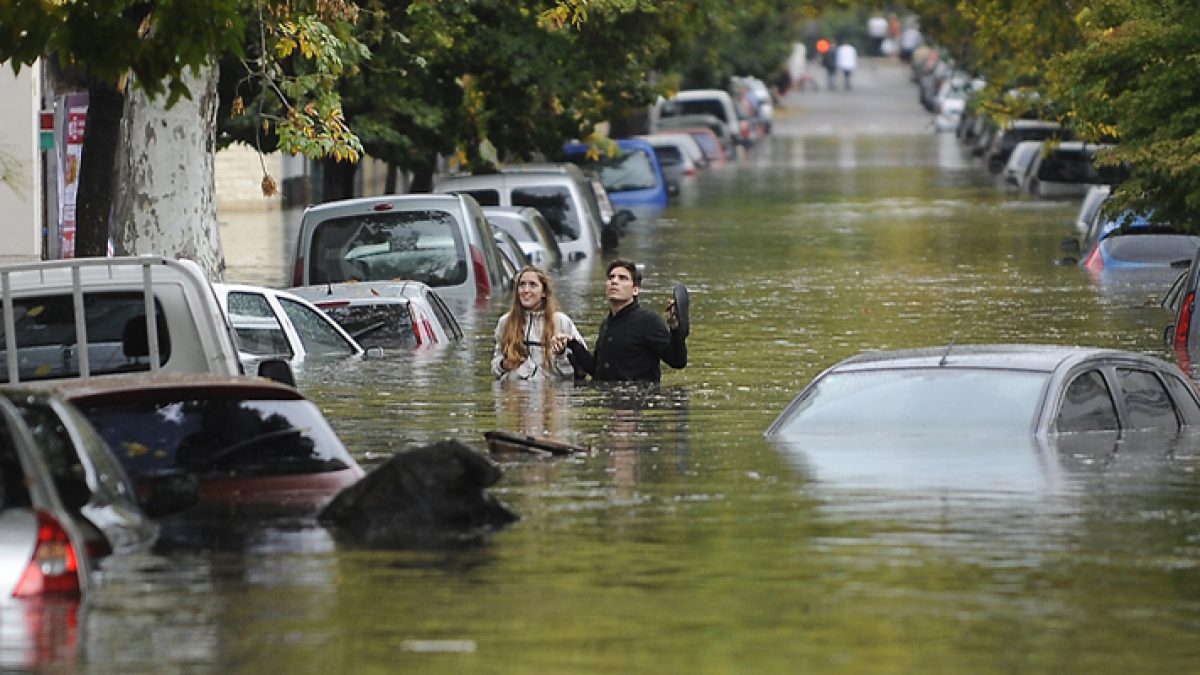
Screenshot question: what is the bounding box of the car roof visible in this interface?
[16,372,306,402]
[829,344,1142,374]
[301,193,465,217]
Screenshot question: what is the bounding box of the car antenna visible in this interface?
[938,336,957,367]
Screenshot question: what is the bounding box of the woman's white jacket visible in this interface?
[491,310,585,381]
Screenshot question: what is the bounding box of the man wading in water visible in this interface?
[561,259,689,383]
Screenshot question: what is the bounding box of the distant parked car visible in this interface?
[985,119,1067,174]
[765,345,1200,439]
[1061,209,1200,272]
[57,374,366,512]
[212,283,367,371]
[654,113,738,158]
[658,89,756,147]
[1028,142,1126,199]
[435,163,613,260]
[636,132,707,195]
[482,206,563,270]
[1002,140,1043,191]
[559,138,670,209]
[660,126,727,165]
[289,193,510,308]
[289,280,462,350]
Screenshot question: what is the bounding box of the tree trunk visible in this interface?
[74,82,124,257]
[112,62,225,279]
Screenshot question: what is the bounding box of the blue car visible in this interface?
[1074,210,1200,271]
[560,138,670,209]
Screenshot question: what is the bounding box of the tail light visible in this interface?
[1175,290,1194,372]
[407,304,425,346]
[471,246,491,298]
[740,119,751,139]
[1081,244,1104,271]
[13,512,82,597]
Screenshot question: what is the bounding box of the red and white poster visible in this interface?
[57,93,88,258]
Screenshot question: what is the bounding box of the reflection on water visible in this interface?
[23,88,1200,672]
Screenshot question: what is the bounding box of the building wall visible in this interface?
[0,66,42,259]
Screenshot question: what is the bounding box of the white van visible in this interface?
[435,163,610,262]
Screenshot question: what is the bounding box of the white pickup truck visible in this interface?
[0,256,245,383]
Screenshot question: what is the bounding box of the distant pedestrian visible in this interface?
[819,39,838,91]
[835,39,858,91]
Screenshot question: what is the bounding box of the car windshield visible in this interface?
[77,395,354,478]
[772,368,1050,436]
[568,149,658,192]
[308,210,467,287]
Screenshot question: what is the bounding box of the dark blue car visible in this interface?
[560,138,670,210]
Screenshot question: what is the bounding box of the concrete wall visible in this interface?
[0,66,42,258]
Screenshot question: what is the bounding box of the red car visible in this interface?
[42,374,364,512]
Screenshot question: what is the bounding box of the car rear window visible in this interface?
[77,395,354,479]
[1101,234,1200,266]
[0,293,171,381]
[308,210,467,288]
[666,99,729,122]
[772,368,1050,435]
[512,186,581,241]
[321,303,418,349]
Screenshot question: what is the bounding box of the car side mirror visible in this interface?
[258,358,296,386]
[139,471,200,518]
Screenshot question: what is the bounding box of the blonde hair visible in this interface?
[500,266,562,368]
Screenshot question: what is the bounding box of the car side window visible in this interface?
[1116,368,1179,431]
[278,297,355,358]
[1057,370,1119,432]
[228,292,293,358]
[427,291,463,341]
[16,401,93,511]
[1163,374,1200,425]
[460,189,499,206]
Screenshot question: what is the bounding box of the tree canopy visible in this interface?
[912,0,1200,230]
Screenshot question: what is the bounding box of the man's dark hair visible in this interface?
[607,259,642,287]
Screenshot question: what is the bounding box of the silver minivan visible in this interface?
[289,193,509,306]
[434,163,609,262]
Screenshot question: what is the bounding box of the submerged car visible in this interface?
[289,193,510,307]
[1162,245,1200,378]
[1061,209,1200,272]
[1027,142,1125,199]
[559,138,670,209]
[212,283,367,371]
[482,206,563,270]
[47,374,366,512]
[289,280,462,350]
[765,345,1200,439]
[435,163,613,260]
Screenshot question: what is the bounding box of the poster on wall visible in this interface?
[56,93,88,259]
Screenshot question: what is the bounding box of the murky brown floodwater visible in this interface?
[18,60,1200,673]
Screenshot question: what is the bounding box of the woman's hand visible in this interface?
[550,334,570,355]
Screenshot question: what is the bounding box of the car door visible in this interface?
[226,289,295,363]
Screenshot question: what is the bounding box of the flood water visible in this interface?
[23,60,1200,672]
